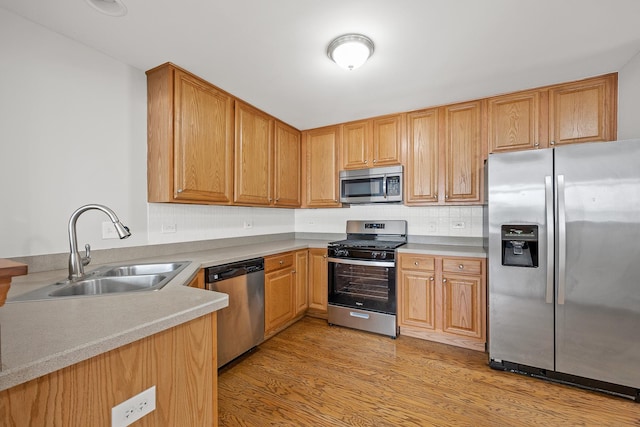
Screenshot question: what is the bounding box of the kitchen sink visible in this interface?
[100,262,186,277]
[8,261,190,302]
[48,275,167,297]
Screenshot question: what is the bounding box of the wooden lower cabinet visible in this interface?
[0,313,218,427]
[398,253,486,351]
[264,250,309,338]
[307,248,328,318]
[187,268,205,289]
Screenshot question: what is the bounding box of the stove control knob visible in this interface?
[371,251,386,259]
[335,249,349,257]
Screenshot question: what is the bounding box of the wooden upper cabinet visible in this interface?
[442,101,483,204]
[234,101,274,206]
[406,108,439,204]
[549,73,617,146]
[147,63,234,204]
[342,120,370,169]
[488,90,543,153]
[302,125,341,208]
[274,121,302,207]
[487,73,617,154]
[341,114,403,170]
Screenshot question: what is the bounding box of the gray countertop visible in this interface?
[0,237,483,391]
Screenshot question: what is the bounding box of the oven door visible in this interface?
[328,258,396,314]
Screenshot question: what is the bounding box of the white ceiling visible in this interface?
[2,0,640,130]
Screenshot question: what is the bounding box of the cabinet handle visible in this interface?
[177,188,183,193]
[445,194,449,199]
[364,160,368,164]
[429,277,434,281]
[323,254,327,258]
[550,141,556,146]
[414,261,419,266]
[534,142,540,147]
[279,260,284,265]
[443,278,447,283]
[292,270,296,274]
[373,159,377,163]
[458,264,464,270]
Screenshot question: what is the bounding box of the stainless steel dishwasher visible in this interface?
[205,258,265,368]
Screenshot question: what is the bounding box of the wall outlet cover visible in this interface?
[111,385,156,427]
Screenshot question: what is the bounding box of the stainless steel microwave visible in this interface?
[339,165,403,204]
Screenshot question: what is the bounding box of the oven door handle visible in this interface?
[327,257,395,268]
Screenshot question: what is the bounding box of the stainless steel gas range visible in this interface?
[327,220,407,338]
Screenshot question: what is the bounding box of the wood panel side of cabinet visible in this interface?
[0,313,217,427]
[274,121,302,207]
[307,248,328,316]
[294,250,309,316]
[187,268,205,289]
[147,64,174,202]
[234,101,274,205]
[372,113,404,166]
[405,108,439,205]
[549,73,617,146]
[441,101,483,204]
[301,126,341,208]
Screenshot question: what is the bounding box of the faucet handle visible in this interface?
[82,243,91,266]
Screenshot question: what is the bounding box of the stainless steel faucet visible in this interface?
[68,204,131,280]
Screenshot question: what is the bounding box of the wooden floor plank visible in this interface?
[218,317,640,426]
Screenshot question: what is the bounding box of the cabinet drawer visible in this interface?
[400,255,435,271]
[442,258,483,275]
[265,252,294,272]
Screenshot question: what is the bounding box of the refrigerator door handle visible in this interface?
[557,174,566,305]
[545,175,554,304]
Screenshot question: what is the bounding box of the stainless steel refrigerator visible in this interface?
[487,139,640,400]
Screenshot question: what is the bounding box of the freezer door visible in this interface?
[488,149,554,370]
[555,139,640,388]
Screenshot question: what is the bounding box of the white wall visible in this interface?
[618,50,640,139]
[2,8,640,258]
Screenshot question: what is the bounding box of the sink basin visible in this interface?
[101,262,185,277]
[48,275,167,297]
[7,261,190,302]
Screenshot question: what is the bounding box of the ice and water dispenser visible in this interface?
[501,225,538,268]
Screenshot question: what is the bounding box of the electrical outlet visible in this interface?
[111,386,156,427]
[427,222,437,232]
[161,224,177,233]
[243,220,253,229]
[102,221,118,239]
[452,221,466,229]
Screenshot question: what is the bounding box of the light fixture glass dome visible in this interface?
[327,34,374,71]
[85,0,128,17]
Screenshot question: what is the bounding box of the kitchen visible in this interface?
[2,0,640,425]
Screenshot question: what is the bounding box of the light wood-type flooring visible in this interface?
[218,317,639,426]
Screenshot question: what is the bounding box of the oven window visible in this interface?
[328,262,396,314]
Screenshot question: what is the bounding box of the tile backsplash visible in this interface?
[148,203,483,244]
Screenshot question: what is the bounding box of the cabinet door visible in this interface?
[549,74,617,146]
[294,250,309,316]
[488,90,542,153]
[234,101,273,205]
[265,268,295,334]
[442,101,483,204]
[406,108,439,204]
[441,273,484,339]
[273,121,301,207]
[372,114,403,167]
[302,126,341,207]
[172,68,234,203]
[308,248,328,313]
[342,120,370,170]
[399,269,436,330]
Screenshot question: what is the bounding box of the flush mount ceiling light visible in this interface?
[85,0,128,17]
[327,34,375,71]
